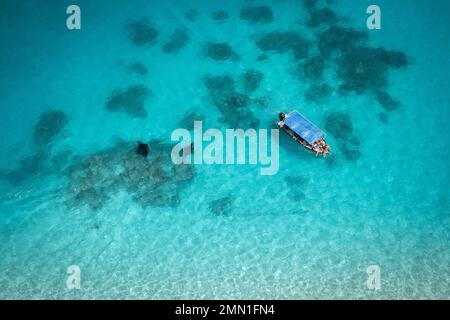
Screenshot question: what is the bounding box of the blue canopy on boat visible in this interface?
[283,111,325,145]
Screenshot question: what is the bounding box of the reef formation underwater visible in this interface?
[1,0,411,214]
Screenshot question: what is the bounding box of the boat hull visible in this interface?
[278,122,330,156]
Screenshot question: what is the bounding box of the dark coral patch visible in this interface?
[212,10,229,21]
[292,190,306,201]
[325,112,361,161]
[285,175,308,201]
[325,112,353,140]
[304,83,332,103]
[0,151,47,186]
[185,9,199,22]
[162,29,190,54]
[204,42,240,62]
[240,5,273,24]
[33,110,69,146]
[242,70,264,92]
[285,175,307,186]
[106,85,151,118]
[218,99,258,128]
[257,54,268,62]
[204,74,235,93]
[51,150,76,170]
[318,26,368,58]
[256,31,310,59]
[1,148,76,187]
[128,62,148,76]
[377,49,409,68]
[303,56,326,80]
[306,8,337,28]
[338,137,361,161]
[203,75,259,128]
[302,0,318,11]
[253,97,270,108]
[375,90,400,111]
[301,2,409,115]
[337,48,388,94]
[178,111,206,131]
[209,196,233,216]
[68,140,195,210]
[220,93,251,110]
[336,46,408,108]
[125,19,158,46]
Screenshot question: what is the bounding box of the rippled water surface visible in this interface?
[0,0,449,299]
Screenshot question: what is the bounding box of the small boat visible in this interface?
[278,111,331,157]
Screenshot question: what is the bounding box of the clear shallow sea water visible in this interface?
[0,0,449,299]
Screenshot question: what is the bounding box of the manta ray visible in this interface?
[136,141,149,157]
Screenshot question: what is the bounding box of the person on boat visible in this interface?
[278,112,286,127]
[313,143,321,155]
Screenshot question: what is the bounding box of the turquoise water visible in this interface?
[0,0,449,299]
